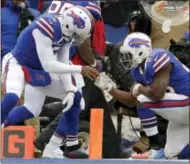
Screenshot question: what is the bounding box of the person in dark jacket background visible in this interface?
[1,0,40,61]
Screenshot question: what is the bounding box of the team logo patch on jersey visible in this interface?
[128,38,150,48]
[36,73,45,80]
[67,11,86,29]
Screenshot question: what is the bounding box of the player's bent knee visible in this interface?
[24,104,42,117]
[164,145,190,159]
[178,144,190,159]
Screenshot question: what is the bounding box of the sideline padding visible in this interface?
[89,109,104,159]
[0,126,35,159]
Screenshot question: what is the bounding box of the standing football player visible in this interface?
[94,32,190,159]
[39,0,103,159]
[1,6,99,158]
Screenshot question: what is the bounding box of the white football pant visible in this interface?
[1,53,79,116]
[138,93,190,158]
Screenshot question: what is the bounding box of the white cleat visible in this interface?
[131,148,166,159]
[42,146,64,159]
[148,148,166,159]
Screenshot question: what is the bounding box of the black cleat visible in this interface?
[64,144,88,158]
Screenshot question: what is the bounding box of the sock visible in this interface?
[47,133,66,149]
[137,107,158,137]
[1,93,19,123]
[65,91,81,147]
[66,135,79,147]
[137,107,164,149]
[178,144,190,159]
[5,106,34,126]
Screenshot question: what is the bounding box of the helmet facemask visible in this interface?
[118,52,133,71]
[132,47,149,68]
[120,32,152,70]
[120,46,150,70]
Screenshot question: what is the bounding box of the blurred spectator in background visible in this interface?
[102,0,139,27]
[1,0,40,60]
[1,0,40,157]
[101,0,139,44]
[1,0,5,7]
[27,0,44,13]
[127,10,151,35]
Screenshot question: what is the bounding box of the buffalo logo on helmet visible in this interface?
[67,11,86,29]
[128,38,150,48]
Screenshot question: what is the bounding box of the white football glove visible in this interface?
[103,90,114,102]
[94,72,116,92]
[80,97,85,110]
[130,83,142,97]
[62,91,75,113]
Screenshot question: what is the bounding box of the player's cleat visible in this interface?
[131,152,149,159]
[42,146,64,159]
[64,144,88,158]
[131,148,165,159]
[148,148,165,159]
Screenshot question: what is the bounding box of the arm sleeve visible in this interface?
[57,44,77,92]
[32,29,82,74]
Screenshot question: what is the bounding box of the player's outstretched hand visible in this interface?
[81,66,99,80]
[94,72,116,92]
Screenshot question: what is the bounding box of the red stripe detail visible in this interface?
[39,19,53,35]
[54,133,66,139]
[22,66,31,83]
[154,56,169,71]
[2,64,9,94]
[144,99,190,108]
[71,11,82,27]
[37,0,44,12]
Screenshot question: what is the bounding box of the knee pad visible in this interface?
[1,93,19,123]
[6,105,34,126]
[1,93,19,105]
[25,103,42,117]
